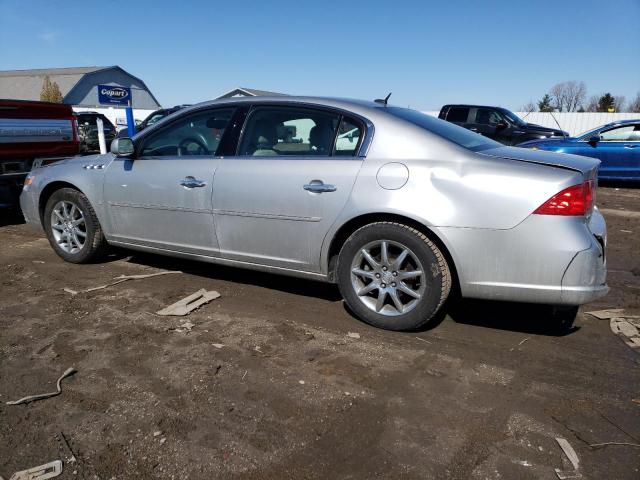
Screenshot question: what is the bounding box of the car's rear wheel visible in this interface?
[44,188,109,263]
[337,222,451,331]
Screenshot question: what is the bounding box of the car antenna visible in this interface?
[375,92,392,106]
[548,110,568,139]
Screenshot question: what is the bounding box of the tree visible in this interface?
[549,81,586,112]
[629,93,640,113]
[614,95,626,113]
[520,101,537,113]
[537,94,554,112]
[597,93,616,112]
[39,75,63,103]
[584,95,600,112]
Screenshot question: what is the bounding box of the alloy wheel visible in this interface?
[50,200,87,254]
[350,240,425,316]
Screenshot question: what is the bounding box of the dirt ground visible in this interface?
[1,186,639,479]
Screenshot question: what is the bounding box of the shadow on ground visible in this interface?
[447,298,579,337]
[0,208,25,227]
[123,250,343,302]
[122,250,576,337]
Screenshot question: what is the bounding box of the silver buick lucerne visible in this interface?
[20,97,608,331]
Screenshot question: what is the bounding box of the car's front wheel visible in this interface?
[337,222,451,331]
[44,188,109,263]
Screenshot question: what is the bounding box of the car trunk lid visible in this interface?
[478,146,599,179]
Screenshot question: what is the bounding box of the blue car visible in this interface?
[518,119,640,181]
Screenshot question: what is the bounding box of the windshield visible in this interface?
[386,107,502,152]
[499,108,526,127]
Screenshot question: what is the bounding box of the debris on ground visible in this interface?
[610,318,640,349]
[585,308,640,320]
[64,271,181,295]
[173,320,195,333]
[6,367,76,406]
[156,289,220,316]
[212,343,225,349]
[510,337,531,351]
[153,431,162,437]
[554,437,581,479]
[589,442,640,448]
[56,431,76,464]
[5,460,62,480]
[347,332,360,339]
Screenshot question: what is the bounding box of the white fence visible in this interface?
[423,111,639,137]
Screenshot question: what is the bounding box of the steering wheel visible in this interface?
[178,137,209,156]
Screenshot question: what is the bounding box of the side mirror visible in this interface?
[588,135,600,144]
[110,137,135,157]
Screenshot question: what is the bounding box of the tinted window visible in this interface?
[238,107,340,156]
[600,125,636,142]
[445,107,469,123]
[140,108,234,157]
[386,107,502,152]
[335,117,363,156]
[474,108,502,125]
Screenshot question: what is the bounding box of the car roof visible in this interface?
[600,118,640,128]
[179,96,388,120]
[442,104,509,110]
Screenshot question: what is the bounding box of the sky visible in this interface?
[1,0,639,111]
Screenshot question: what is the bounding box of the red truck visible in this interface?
[0,99,79,208]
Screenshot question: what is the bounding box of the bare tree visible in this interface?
[614,95,626,112]
[584,95,600,112]
[520,101,537,113]
[629,93,640,113]
[549,81,587,112]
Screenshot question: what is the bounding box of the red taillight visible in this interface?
[533,181,594,216]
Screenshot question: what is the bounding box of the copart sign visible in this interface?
[98,84,131,105]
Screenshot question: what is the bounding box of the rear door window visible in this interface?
[445,107,470,123]
[238,106,340,156]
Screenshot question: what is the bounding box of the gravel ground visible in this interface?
[1,186,639,479]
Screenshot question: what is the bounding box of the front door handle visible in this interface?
[180,176,207,188]
[624,144,639,149]
[303,181,337,193]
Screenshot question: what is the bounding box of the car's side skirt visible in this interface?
[108,240,330,283]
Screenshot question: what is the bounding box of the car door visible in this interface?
[468,108,511,144]
[212,105,365,271]
[103,107,235,256]
[595,124,640,179]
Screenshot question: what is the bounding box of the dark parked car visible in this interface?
[116,105,190,138]
[438,105,567,145]
[518,120,640,181]
[76,112,116,153]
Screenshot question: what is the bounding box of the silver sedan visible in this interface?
[20,97,608,331]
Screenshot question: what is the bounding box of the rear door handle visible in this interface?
[303,181,337,193]
[180,176,207,188]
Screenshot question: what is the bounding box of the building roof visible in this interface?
[215,87,286,99]
[0,66,161,109]
[0,66,109,101]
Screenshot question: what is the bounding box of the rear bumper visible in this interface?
[435,209,608,306]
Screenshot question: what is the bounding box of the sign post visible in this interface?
[97,84,135,137]
[126,101,136,138]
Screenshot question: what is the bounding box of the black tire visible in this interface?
[43,187,109,263]
[337,222,451,331]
